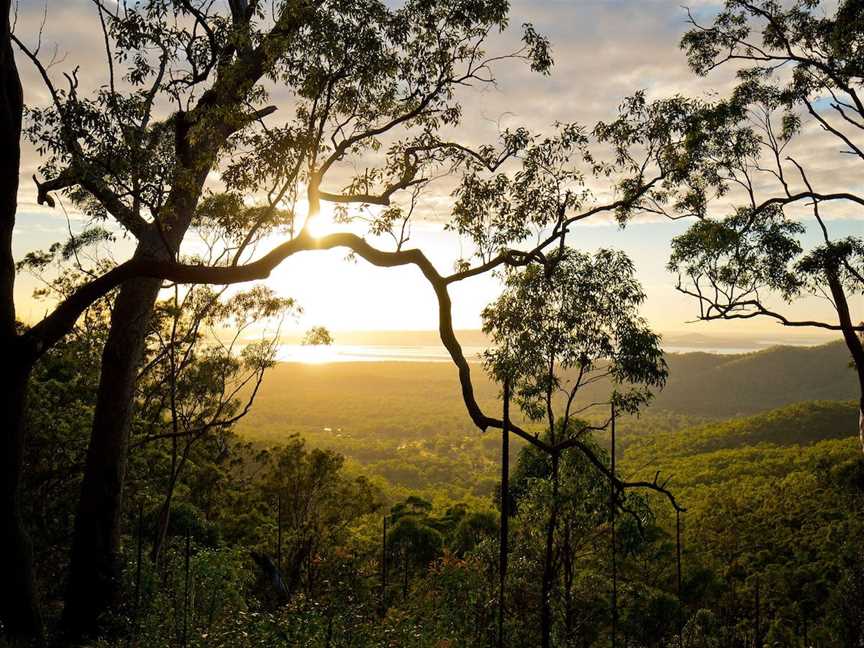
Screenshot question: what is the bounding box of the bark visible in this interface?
[497,379,510,648]
[0,3,43,640]
[0,356,42,644]
[824,268,864,454]
[61,272,162,638]
[540,452,559,648]
[855,383,864,456]
[0,0,18,334]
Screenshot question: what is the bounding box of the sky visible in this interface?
[10,0,861,343]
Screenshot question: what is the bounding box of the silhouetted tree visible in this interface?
[136,284,292,565]
[4,3,725,641]
[10,0,551,636]
[264,436,381,598]
[0,0,39,638]
[671,0,864,451]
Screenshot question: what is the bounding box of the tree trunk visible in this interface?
[824,268,864,454]
[562,524,574,641]
[859,404,863,456]
[402,547,409,600]
[61,273,162,638]
[497,378,510,648]
[0,356,43,644]
[152,441,190,566]
[62,105,216,637]
[540,452,559,648]
[151,476,176,566]
[0,7,42,641]
[0,0,18,334]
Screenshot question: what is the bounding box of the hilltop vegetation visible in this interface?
[236,341,858,497]
[19,323,863,646]
[231,344,864,643]
[620,400,858,460]
[618,400,862,645]
[226,380,864,645]
[656,342,858,416]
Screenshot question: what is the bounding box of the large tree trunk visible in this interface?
[61,273,162,638]
[62,107,212,637]
[59,8,304,632]
[0,0,17,331]
[0,4,42,640]
[0,357,43,644]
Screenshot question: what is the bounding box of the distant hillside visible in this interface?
[656,341,858,417]
[619,400,859,462]
[243,341,856,432]
[617,399,863,644]
[236,342,858,498]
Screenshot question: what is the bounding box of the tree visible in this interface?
[509,433,636,647]
[670,0,864,451]
[5,3,723,640]
[481,245,669,648]
[264,436,381,598]
[10,0,551,636]
[302,326,333,346]
[0,0,39,638]
[134,284,293,565]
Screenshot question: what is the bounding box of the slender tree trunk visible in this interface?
[0,8,42,640]
[152,440,191,565]
[402,547,408,600]
[859,405,863,456]
[562,524,574,641]
[381,516,388,613]
[61,272,162,638]
[497,378,510,648]
[540,452,559,648]
[825,268,864,454]
[610,405,618,648]
[676,509,683,647]
[151,470,179,566]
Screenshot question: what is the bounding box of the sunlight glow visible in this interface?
[302,198,340,239]
[278,344,347,364]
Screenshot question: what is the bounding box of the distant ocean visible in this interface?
[276,344,488,363]
[274,338,829,363]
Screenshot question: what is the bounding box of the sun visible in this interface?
[306,201,339,239]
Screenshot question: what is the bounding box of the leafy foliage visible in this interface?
[301,326,334,346]
[483,246,666,422]
[670,0,864,343]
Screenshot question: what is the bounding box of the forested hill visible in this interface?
[620,400,859,461]
[657,340,858,416]
[237,341,858,498]
[617,399,863,648]
[243,340,856,432]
